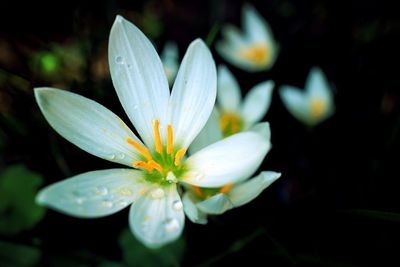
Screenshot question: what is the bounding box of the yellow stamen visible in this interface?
[133,161,154,172]
[310,98,326,118]
[219,112,242,137]
[219,183,234,194]
[192,186,203,197]
[238,43,270,66]
[126,138,152,161]
[174,149,186,166]
[148,160,163,173]
[153,119,163,154]
[167,124,173,154]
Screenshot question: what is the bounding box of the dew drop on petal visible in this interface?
[95,186,108,196]
[118,153,125,159]
[164,218,180,233]
[108,154,116,160]
[115,56,124,64]
[117,200,128,207]
[101,201,114,208]
[151,188,165,199]
[172,200,183,211]
[75,197,84,205]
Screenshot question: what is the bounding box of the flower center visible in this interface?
[126,119,187,185]
[238,43,270,66]
[220,112,243,137]
[309,98,326,118]
[191,183,234,199]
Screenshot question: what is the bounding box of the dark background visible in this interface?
[1,0,400,266]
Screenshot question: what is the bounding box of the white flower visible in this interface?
[184,123,280,224]
[160,41,179,86]
[280,67,335,126]
[35,16,270,248]
[190,65,274,154]
[216,4,279,72]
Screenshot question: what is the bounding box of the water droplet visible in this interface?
[75,197,84,204]
[164,218,180,233]
[95,186,108,196]
[172,200,183,211]
[166,171,177,183]
[151,188,165,199]
[119,188,133,196]
[119,153,126,159]
[108,154,116,160]
[115,56,124,64]
[117,200,128,207]
[101,201,113,208]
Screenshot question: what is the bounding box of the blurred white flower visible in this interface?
[280,67,335,126]
[35,16,270,248]
[161,41,179,86]
[216,4,279,72]
[190,65,274,153]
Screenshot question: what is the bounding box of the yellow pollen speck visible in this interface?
[309,98,326,118]
[219,183,234,194]
[238,43,270,66]
[153,119,163,154]
[174,149,186,166]
[220,112,242,137]
[139,189,146,195]
[117,188,133,197]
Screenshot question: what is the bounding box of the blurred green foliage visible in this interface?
[39,52,60,74]
[118,228,185,267]
[0,241,41,267]
[0,165,45,235]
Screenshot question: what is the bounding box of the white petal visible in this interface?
[188,108,223,155]
[306,67,335,115]
[35,87,142,166]
[183,131,270,187]
[36,169,147,218]
[248,122,271,142]
[217,65,242,112]
[279,86,311,124]
[182,192,208,224]
[241,81,274,127]
[129,184,184,248]
[109,15,170,148]
[219,25,247,47]
[228,171,281,207]
[161,41,179,86]
[168,39,217,149]
[196,193,234,215]
[243,4,274,44]
[306,67,330,99]
[216,42,255,72]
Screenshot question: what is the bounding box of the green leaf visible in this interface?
[118,228,185,267]
[0,165,46,235]
[0,240,41,267]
